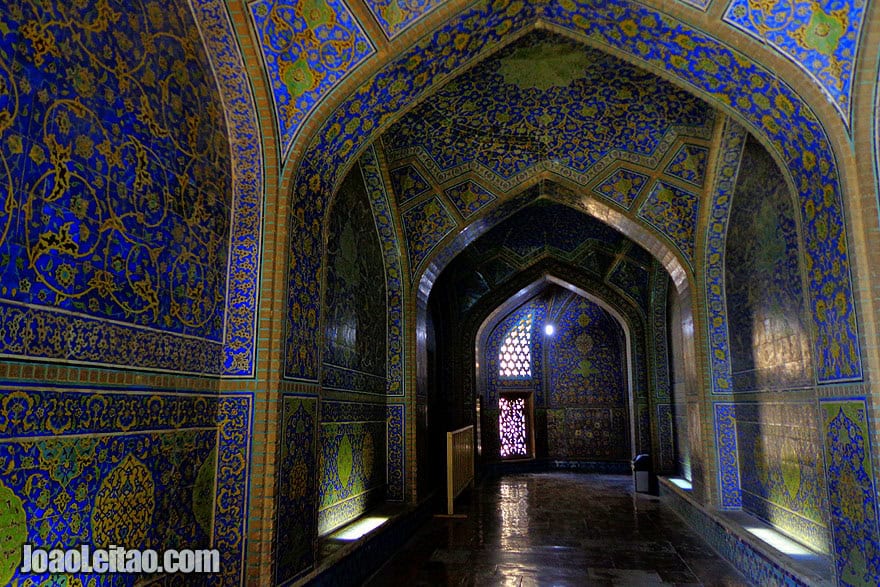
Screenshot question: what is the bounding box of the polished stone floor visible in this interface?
[365,473,749,586]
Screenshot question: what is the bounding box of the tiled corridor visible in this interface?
[366,473,748,586]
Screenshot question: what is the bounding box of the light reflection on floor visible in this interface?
[366,472,749,586]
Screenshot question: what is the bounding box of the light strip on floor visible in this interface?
[745,527,813,557]
[331,516,389,541]
[669,478,692,490]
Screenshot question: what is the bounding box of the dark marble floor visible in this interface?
[365,473,749,586]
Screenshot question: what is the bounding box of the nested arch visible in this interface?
[464,262,656,461]
[282,0,861,384]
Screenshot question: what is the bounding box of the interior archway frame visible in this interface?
[281,0,862,385]
[461,258,660,462]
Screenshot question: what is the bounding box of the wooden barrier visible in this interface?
[444,425,474,517]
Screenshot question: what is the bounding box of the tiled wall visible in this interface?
[317,168,389,535]
[0,2,256,584]
[481,289,631,463]
[724,137,812,393]
[546,295,629,461]
[0,382,251,586]
[0,0,232,373]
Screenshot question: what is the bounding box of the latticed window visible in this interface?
[499,393,530,458]
[498,312,532,378]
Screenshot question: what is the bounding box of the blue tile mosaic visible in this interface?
[285,0,863,385]
[592,167,650,209]
[322,169,387,394]
[0,387,251,586]
[543,0,861,383]
[723,0,865,123]
[0,0,234,374]
[714,402,742,509]
[389,164,432,206]
[705,119,748,395]
[191,0,264,377]
[387,403,405,501]
[318,401,386,534]
[276,396,317,582]
[638,181,700,264]
[382,31,713,187]
[250,0,375,156]
[400,196,458,273]
[444,180,497,219]
[725,136,813,391]
[736,402,829,552]
[363,0,446,38]
[664,143,709,187]
[649,262,670,402]
[821,398,880,585]
[359,146,405,395]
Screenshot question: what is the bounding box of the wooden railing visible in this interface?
[445,425,475,516]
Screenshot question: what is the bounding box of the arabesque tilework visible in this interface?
[638,181,700,264]
[592,167,650,209]
[322,170,387,395]
[363,0,446,39]
[0,0,232,374]
[714,402,742,509]
[318,401,387,534]
[389,164,432,206]
[215,394,253,586]
[281,0,862,387]
[249,0,374,156]
[382,32,713,189]
[725,136,812,392]
[0,387,251,586]
[736,402,829,553]
[705,119,748,395]
[444,181,497,219]
[400,196,458,273]
[821,399,880,585]
[543,0,861,383]
[387,403,405,501]
[664,144,709,187]
[723,0,866,123]
[359,146,405,396]
[191,0,264,377]
[275,396,317,582]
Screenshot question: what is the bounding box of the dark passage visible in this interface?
[366,473,748,586]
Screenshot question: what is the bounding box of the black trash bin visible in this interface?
[632,454,652,493]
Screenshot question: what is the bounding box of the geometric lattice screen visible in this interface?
[499,394,530,458]
[499,312,533,378]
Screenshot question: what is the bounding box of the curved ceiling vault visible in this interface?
[277,0,864,386]
[432,200,657,319]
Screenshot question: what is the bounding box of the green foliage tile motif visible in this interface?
[725,137,812,391]
[724,0,866,122]
[389,164,432,206]
[822,399,880,585]
[286,0,862,386]
[445,181,497,218]
[664,144,709,187]
[318,402,386,534]
[323,170,387,393]
[383,32,712,187]
[592,167,650,209]
[737,402,828,552]
[250,0,374,154]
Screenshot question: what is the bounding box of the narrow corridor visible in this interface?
[366,473,748,586]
